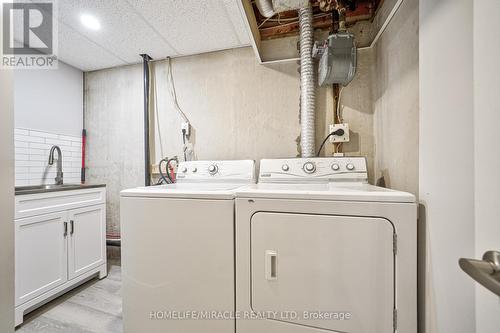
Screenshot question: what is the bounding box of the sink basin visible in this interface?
[16,184,81,191]
[15,184,106,195]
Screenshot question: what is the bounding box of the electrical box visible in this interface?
[318,32,357,86]
[329,123,350,143]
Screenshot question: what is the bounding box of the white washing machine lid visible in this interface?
[235,182,416,203]
[121,183,251,199]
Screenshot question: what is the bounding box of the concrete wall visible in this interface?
[150,47,305,163]
[85,64,144,235]
[0,68,15,332]
[473,0,500,331]
[85,46,376,234]
[373,0,419,195]
[14,61,83,137]
[419,1,475,333]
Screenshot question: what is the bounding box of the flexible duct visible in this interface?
[298,4,315,157]
[255,0,275,18]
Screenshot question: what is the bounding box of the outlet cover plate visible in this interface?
[329,123,350,143]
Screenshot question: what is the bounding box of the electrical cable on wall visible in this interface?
[336,86,345,123]
[166,57,195,161]
[317,128,345,157]
[152,64,165,159]
[335,85,345,154]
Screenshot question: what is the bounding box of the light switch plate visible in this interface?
[329,123,350,143]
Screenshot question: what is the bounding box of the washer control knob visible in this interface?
[282,164,290,172]
[182,167,188,173]
[192,168,197,173]
[208,164,218,175]
[346,163,355,171]
[303,162,316,174]
[331,163,340,171]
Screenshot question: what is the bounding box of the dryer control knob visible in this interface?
[303,162,316,174]
[208,164,218,175]
[282,164,290,172]
[192,168,197,173]
[346,163,355,171]
[182,167,188,173]
[331,163,340,171]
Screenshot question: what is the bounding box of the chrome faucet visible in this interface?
[48,145,64,185]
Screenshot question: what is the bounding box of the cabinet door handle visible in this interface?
[63,221,68,237]
[70,220,74,235]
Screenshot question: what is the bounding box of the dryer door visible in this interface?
[251,212,395,333]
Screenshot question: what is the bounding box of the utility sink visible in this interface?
[15,184,106,195]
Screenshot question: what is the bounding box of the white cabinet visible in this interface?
[68,205,106,279]
[15,212,68,307]
[14,187,107,326]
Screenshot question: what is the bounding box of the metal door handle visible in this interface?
[63,221,68,237]
[459,251,500,297]
[70,220,74,235]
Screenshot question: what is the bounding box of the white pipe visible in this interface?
[255,0,275,18]
[298,3,315,158]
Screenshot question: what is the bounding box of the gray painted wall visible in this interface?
[85,64,144,235]
[0,68,15,332]
[339,49,376,184]
[14,61,83,137]
[373,0,419,195]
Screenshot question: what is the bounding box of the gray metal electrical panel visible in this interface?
[318,32,357,86]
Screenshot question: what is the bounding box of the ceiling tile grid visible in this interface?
[48,0,251,71]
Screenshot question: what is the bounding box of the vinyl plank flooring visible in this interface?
[17,265,122,333]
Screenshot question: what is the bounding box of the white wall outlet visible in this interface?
[181,121,190,137]
[329,123,350,143]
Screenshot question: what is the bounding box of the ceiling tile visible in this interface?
[57,0,180,64]
[221,0,251,45]
[29,0,252,71]
[57,23,126,71]
[127,0,250,56]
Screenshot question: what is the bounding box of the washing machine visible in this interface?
[120,160,255,333]
[235,157,417,333]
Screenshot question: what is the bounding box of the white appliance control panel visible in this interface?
[259,157,368,183]
[176,160,256,183]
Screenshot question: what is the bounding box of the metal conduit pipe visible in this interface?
[140,54,152,186]
[298,3,316,158]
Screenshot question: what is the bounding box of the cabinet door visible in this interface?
[68,204,106,280]
[15,212,68,306]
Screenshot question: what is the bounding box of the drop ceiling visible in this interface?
[53,0,251,71]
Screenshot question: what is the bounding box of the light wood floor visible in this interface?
[16,264,122,333]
